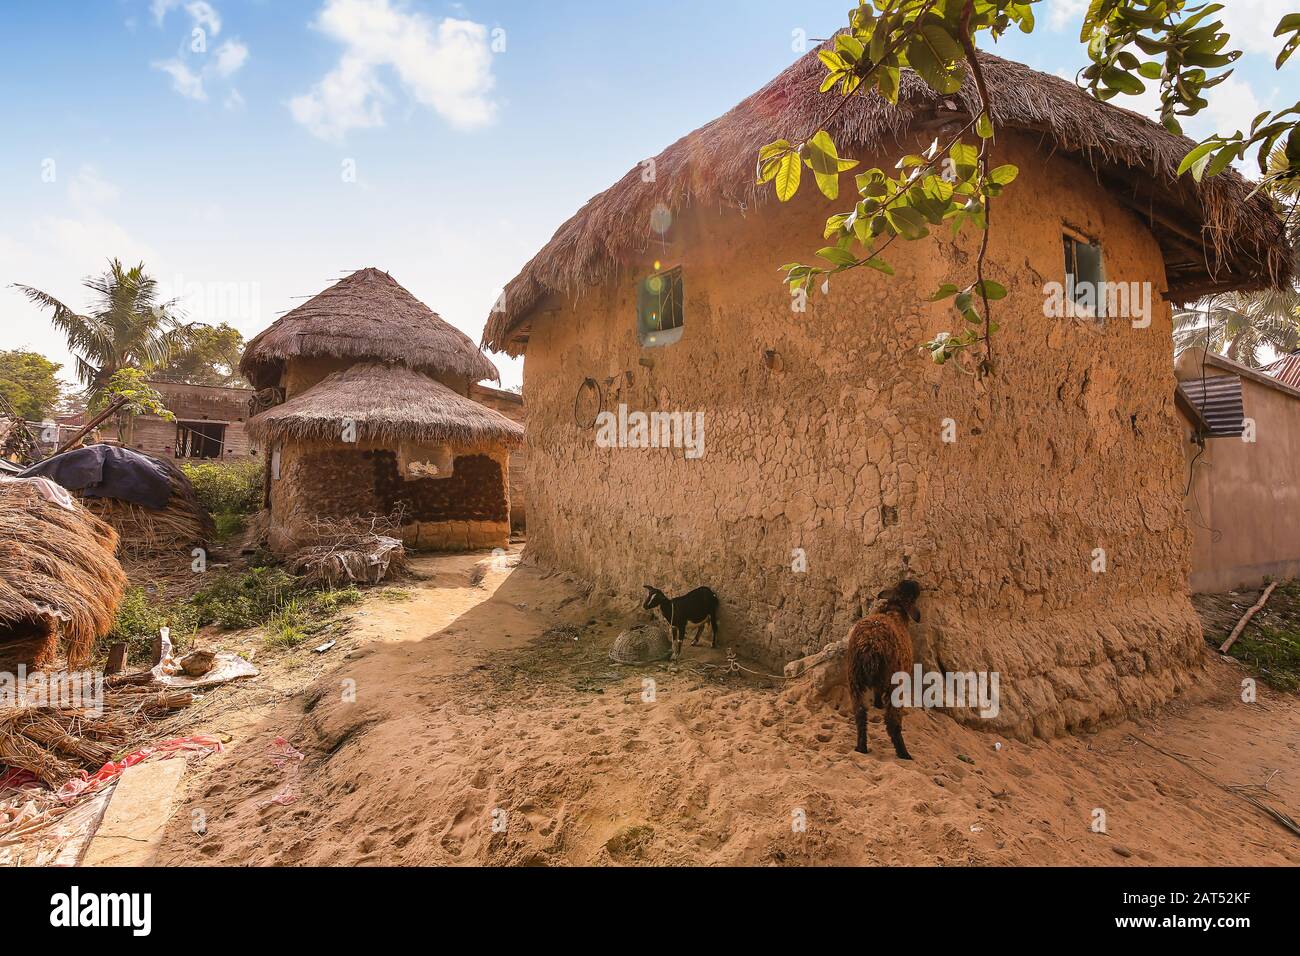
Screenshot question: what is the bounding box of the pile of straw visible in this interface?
[78,456,215,560]
[0,673,193,787]
[287,513,409,587]
[0,480,127,670]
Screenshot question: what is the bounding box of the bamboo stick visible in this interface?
[1220,582,1279,654]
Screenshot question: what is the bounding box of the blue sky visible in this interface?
[0,0,1294,390]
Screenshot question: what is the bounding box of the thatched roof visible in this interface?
[0,479,127,669]
[483,50,1292,356]
[247,362,525,447]
[242,268,499,389]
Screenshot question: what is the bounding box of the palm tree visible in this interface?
[1174,289,1300,368]
[14,259,191,399]
[1174,165,1300,368]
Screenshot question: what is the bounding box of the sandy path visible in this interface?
[155,553,1300,866]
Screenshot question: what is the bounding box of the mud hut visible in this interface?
[242,268,521,554]
[481,51,1292,739]
[0,479,127,670]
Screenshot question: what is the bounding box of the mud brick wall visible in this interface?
[267,439,511,554]
[515,131,1206,740]
[365,451,508,523]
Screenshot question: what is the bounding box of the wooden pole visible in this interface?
[1220,582,1278,654]
[104,642,127,675]
[50,396,127,457]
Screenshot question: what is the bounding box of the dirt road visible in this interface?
[156,550,1300,866]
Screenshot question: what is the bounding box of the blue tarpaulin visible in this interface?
[20,445,174,510]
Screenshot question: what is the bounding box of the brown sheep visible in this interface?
[846,579,922,760]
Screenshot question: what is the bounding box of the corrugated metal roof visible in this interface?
[1263,352,1300,390]
[1180,375,1246,437]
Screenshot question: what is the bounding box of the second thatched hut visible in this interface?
[242,268,523,555]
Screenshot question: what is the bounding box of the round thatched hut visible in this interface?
[242,269,523,555]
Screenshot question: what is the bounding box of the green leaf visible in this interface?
[974,280,1007,301]
[884,206,929,240]
[929,284,960,301]
[1177,140,1219,177]
[816,246,858,267]
[988,164,1019,186]
[976,113,994,139]
[950,142,979,178]
[775,152,801,202]
[863,257,894,275]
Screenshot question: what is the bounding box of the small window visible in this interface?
[176,421,226,459]
[404,445,454,480]
[1064,234,1105,318]
[637,266,683,347]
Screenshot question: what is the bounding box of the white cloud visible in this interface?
[1047,0,1089,33]
[224,88,245,111]
[153,58,207,100]
[151,0,181,25]
[185,1,222,36]
[213,39,248,77]
[290,0,497,141]
[1221,0,1296,55]
[290,54,387,140]
[1203,77,1269,135]
[66,166,122,208]
[153,39,247,101]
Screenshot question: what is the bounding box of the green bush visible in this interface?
[109,588,202,660]
[182,459,264,516]
[191,566,302,630]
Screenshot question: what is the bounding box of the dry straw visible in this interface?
[246,362,525,448]
[77,457,215,560]
[241,267,500,389]
[483,50,1292,355]
[0,480,127,669]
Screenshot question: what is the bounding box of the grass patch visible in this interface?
[376,587,413,602]
[181,460,263,544]
[1230,626,1300,692]
[108,566,365,658]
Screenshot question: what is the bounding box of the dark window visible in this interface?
[176,421,226,459]
[637,266,683,347]
[1064,235,1105,317]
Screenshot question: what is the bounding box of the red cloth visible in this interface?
[55,735,224,802]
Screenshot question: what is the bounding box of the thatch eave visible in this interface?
[482,50,1292,357]
[246,362,525,449]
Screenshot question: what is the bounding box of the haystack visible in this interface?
[77,456,215,560]
[0,479,127,670]
[21,447,214,560]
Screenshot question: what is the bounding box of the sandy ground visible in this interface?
[154,550,1300,867]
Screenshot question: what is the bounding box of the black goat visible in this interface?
[642,585,719,660]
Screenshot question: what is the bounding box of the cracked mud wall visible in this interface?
[517,132,1206,740]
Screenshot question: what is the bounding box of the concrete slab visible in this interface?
[81,759,187,867]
